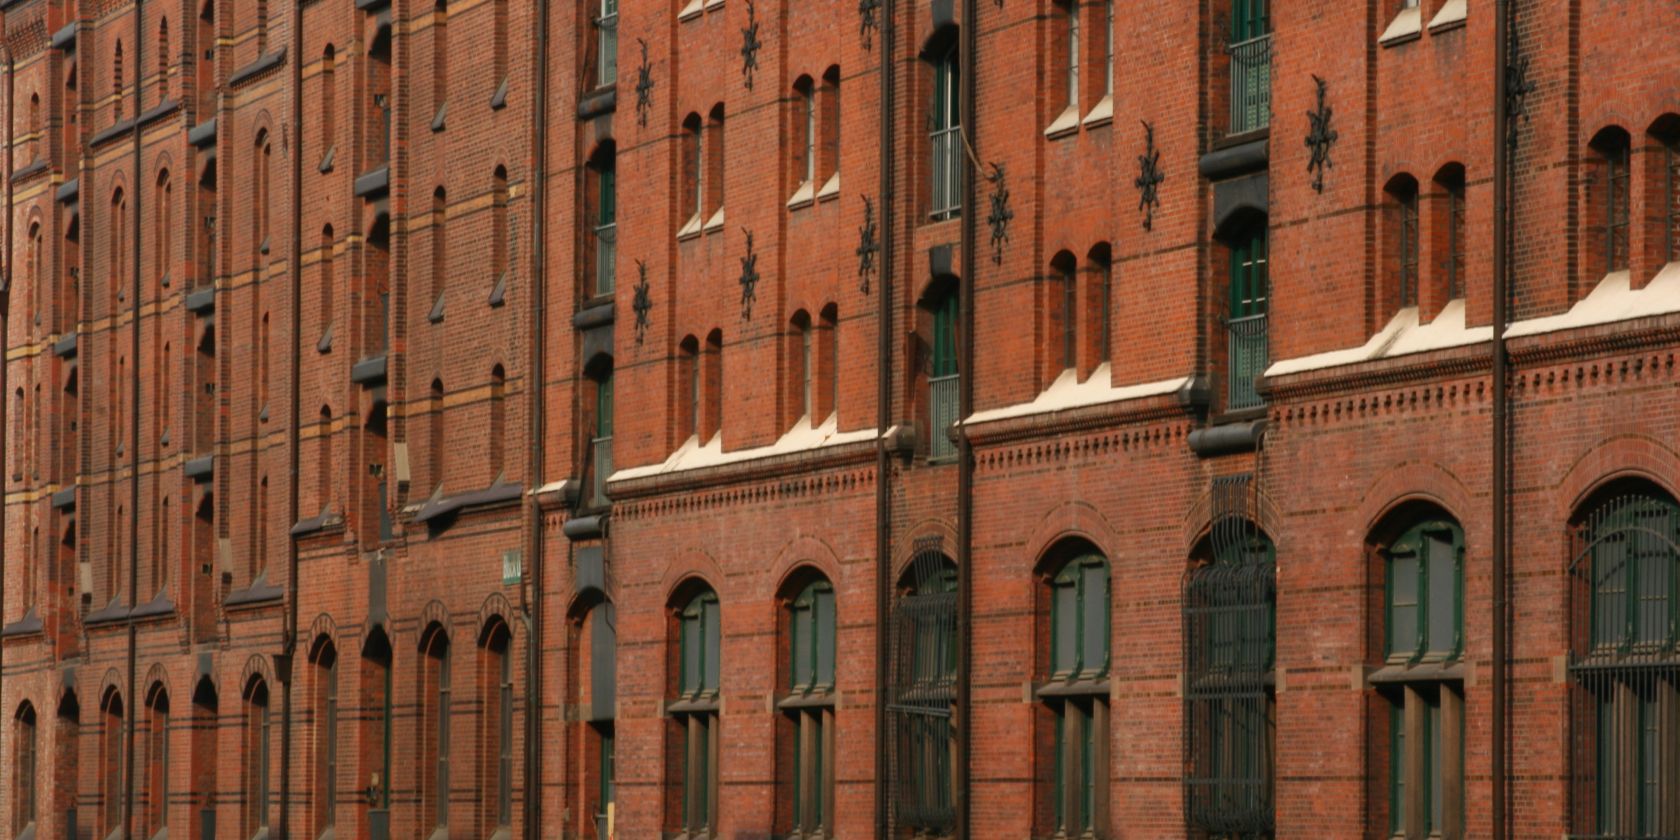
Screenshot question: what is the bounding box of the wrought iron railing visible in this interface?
[1566,491,1680,840]
[930,125,963,220]
[889,552,959,835]
[1227,35,1272,135]
[1226,313,1268,411]
[928,373,960,460]
[594,222,616,296]
[590,435,613,509]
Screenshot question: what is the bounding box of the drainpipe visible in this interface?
[0,44,12,795]
[872,0,896,832]
[955,0,976,833]
[124,2,147,838]
[279,0,307,836]
[525,0,551,835]
[1490,1,1511,838]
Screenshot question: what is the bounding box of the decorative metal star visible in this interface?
[738,229,760,320]
[858,0,880,49]
[856,195,879,294]
[740,0,762,90]
[1134,121,1165,230]
[985,163,1013,265]
[631,260,653,344]
[634,38,655,128]
[1503,21,1534,151]
[1305,75,1339,194]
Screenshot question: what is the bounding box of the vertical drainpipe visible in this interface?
[526,0,551,835]
[124,2,147,837]
[280,0,307,836]
[872,0,896,832]
[955,0,976,833]
[0,43,12,781]
[1490,1,1510,838]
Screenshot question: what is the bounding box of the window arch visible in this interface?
[310,636,340,837]
[1036,542,1110,838]
[1369,507,1466,839]
[13,703,38,834]
[419,623,452,831]
[779,572,835,837]
[668,583,721,837]
[254,129,272,261]
[1567,482,1680,838]
[1385,173,1421,309]
[1590,126,1633,276]
[157,168,173,289]
[321,46,337,156]
[429,379,446,492]
[101,687,126,836]
[144,683,170,840]
[431,186,448,315]
[479,619,515,831]
[1048,250,1079,382]
[243,676,272,838]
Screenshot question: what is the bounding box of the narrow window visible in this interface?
[592,147,617,296]
[784,577,836,837]
[1437,167,1467,301]
[928,286,960,460]
[494,627,514,828]
[703,330,723,442]
[313,640,339,837]
[597,0,618,87]
[1666,132,1679,264]
[930,41,961,220]
[1091,244,1113,365]
[1597,129,1633,273]
[492,167,510,288]
[429,380,446,491]
[14,705,38,834]
[255,130,272,260]
[156,495,171,595]
[420,626,451,831]
[320,225,336,334]
[794,78,816,189]
[158,18,171,102]
[682,115,704,229]
[318,406,334,510]
[493,0,510,88]
[1059,255,1078,372]
[579,602,618,835]
[1102,0,1114,100]
[1228,0,1271,134]
[679,336,701,442]
[244,678,271,839]
[259,312,271,417]
[1225,220,1268,410]
[671,587,721,838]
[114,41,125,123]
[102,690,126,837]
[590,367,613,508]
[1387,175,1420,308]
[321,46,336,155]
[1041,550,1110,838]
[480,622,515,830]
[432,0,448,118]
[28,93,40,163]
[706,106,725,222]
[367,21,393,168]
[820,305,839,422]
[893,555,959,835]
[431,187,448,310]
[1063,0,1080,112]
[145,687,170,839]
[159,170,174,289]
[820,67,841,189]
[112,189,128,310]
[489,366,507,479]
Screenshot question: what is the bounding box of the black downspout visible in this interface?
[955,0,976,834]
[125,2,147,838]
[1490,1,1510,838]
[526,0,550,836]
[0,45,12,805]
[873,0,896,832]
[280,0,307,835]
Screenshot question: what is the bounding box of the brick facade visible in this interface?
[1,0,1677,838]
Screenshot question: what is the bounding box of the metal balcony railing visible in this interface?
[1227,35,1272,135]
[590,435,613,508]
[930,126,963,220]
[1226,313,1268,411]
[928,374,959,460]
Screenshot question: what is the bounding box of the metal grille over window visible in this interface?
[1227,0,1270,135]
[1567,488,1680,840]
[1184,474,1276,838]
[888,548,959,836]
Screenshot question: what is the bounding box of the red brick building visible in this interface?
[1,0,1677,837]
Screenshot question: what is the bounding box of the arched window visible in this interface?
[678,335,701,443]
[243,677,271,838]
[102,688,126,836]
[492,167,510,288]
[318,406,334,509]
[819,304,839,423]
[1373,513,1466,839]
[419,624,452,831]
[681,113,704,232]
[429,379,446,491]
[890,551,958,835]
[929,36,961,220]
[28,93,41,162]
[1089,242,1113,366]
[13,703,38,834]
[320,225,336,336]
[781,575,835,837]
[360,629,394,810]
[493,0,510,91]
[26,221,41,336]
[1591,127,1633,275]
[431,187,448,315]
[1567,485,1680,838]
[432,0,448,120]
[788,311,815,427]
[1050,251,1078,378]
[1432,164,1468,303]
[321,46,337,157]
[792,76,817,193]
[1184,480,1274,838]
[1385,174,1420,308]
[156,495,172,596]
[254,130,272,260]
[311,638,339,836]
[574,599,617,837]
[488,366,507,479]
[480,621,514,830]
[706,105,725,221]
[1039,546,1110,838]
[157,169,173,288]
[111,188,128,309]
[703,329,724,443]
[144,684,170,839]
[670,585,721,837]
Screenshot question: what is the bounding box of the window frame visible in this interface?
[929,41,962,221]
[1383,519,1465,665]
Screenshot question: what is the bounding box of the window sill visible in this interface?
[705,0,725,10]
[1044,105,1081,140]
[703,208,726,233]
[816,171,840,201]
[667,695,721,714]
[1428,0,1467,32]
[1082,95,1114,128]
[678,0,703,20]
[777,690,836,710]
[1368,659,1465,686]
[677,214,704,240]
[787,181,815,210]
[1378,7,1422,46]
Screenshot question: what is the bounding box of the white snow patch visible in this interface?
[609,414,879,483]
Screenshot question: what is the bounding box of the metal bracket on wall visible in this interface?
[632,260,653,343]
[857,195,879,294]
[635,39,655,127]
[740,0,762,89]
[985,163,1012,265]
[1135,120,1165,229]
[739,229,760,320]
[1503,20,1534,150]
[1305,76,1338,194]
[858,0,880,49]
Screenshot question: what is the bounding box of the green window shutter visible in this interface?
[1388,541,1421,660]
[815,583,835,688]
[1079,559,1109,677]
[702,594,721,693]
[1051,570,1077,677]
[1424,528,1459,657]
[790,589,811,691]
